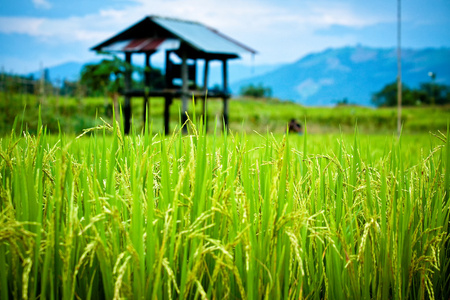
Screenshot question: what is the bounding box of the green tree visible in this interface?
[80,56,132,119]
[135,67,165,90]
[372,82,412,106]
[372,81,450,107]
[419,82,450,105]
[240,83,272,98]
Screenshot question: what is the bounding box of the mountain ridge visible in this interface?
[231,46,450,106]
[26,46,450,106]
[28,60,280,88]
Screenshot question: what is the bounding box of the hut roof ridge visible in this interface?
[148,15,203,26]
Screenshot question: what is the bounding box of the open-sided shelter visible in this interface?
[91,16,256,134]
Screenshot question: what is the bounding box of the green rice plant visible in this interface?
[0,113,449,299]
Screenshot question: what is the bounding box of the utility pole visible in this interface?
[428,72,436,105]
[397,0,402,136]
[40,62,45,105]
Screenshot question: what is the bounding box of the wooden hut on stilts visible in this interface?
[91,16,256,134]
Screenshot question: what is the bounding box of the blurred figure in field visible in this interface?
[288,119,303,135]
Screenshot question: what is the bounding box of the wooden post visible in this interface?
[165,51,172,88]
[164,96,172,135]
[222,59,229,130]
[124,52,132,134]
[181,50,189,132]
[203,59,209,131]
[143,52,151,126]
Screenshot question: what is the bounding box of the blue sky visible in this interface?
[0,0,449,73]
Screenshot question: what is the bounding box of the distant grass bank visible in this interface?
[1,92,449,135]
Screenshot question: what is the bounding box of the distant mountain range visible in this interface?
[232,46,450,106]
[29,59,279,89]
[30,61,87,82]
[29,46,450,106]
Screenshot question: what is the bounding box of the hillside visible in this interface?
[26,46,450,106]
[28,60,279,88]
[30,61,89,82]
[231,46,450,106]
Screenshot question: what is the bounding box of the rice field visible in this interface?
[0,115,449,299]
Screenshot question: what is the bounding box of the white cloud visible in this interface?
[1,1,385,39]
[326,57,351,72]
[32,0,52,10]
[0,17,44,35]
[0,15,118,42]
[0,0,392,64]
[296,77,334,99]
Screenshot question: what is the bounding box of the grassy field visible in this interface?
[0,110,449,299]
[1,92,450,135]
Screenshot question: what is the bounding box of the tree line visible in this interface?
[240,83,272,98]
[372,80,450,106]
[3,59,449,108]
[0,72,81,98]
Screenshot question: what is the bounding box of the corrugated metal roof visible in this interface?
[92,16,256,57]
[152,17,256,55]
[101,38,180,52]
